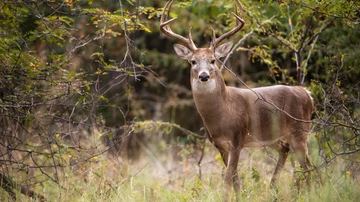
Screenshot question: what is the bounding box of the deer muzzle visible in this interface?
[199,72,210,82]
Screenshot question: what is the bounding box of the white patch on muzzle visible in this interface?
[191,77,216,94]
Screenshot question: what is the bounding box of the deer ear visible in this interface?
[174,44,193,60]
[214,41,234,59]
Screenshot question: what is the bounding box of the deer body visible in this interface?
[160,0,313,199]
[195,84,313,149]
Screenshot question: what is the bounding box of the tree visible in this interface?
[0,0,156,199]
[0,0,359,200]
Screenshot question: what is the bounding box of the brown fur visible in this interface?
[160,1,313,200]
[179,44,313,200]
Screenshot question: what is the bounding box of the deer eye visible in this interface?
[210,59,216,64]
[191,60,197,65]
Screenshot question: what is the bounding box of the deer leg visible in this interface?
[219,151,231,201]
[305,155,311,187]
[289,140,311,190]
[223,147,241,201]
[232,169,241,202]
[270,140,290,188]
[220,151,229,179]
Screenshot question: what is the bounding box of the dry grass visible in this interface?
[2,135,359,202]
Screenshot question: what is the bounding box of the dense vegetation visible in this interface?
[0,0,359,201]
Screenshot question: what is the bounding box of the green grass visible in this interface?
[2,145,359,202]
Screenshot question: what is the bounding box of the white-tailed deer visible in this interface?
[160,0,313,199]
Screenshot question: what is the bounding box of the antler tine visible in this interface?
[211,1,245,48]
[160,0,197,51]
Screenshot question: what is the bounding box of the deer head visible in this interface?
[160,0,244,94]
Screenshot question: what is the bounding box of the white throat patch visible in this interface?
[191,78,216,94]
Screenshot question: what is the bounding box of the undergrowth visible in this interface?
[2,143,359,202]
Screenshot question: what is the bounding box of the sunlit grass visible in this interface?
[4,144,359,202]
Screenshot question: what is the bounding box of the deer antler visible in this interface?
[211,0,245,48]
[160,0,197,51]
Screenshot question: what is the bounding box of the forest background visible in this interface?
[0,0,359,201]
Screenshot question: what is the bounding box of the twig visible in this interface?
[0,172,47,202]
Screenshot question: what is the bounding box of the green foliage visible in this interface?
[0,0,359,200]
[251,167,260,182]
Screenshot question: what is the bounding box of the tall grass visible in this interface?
[2,141,359,202]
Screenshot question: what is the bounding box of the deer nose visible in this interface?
[199,73,210,82]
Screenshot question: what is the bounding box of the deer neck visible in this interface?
[191,70,228,119]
